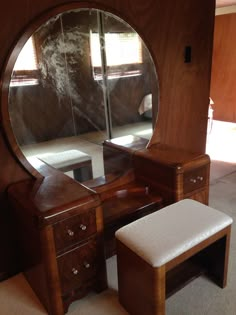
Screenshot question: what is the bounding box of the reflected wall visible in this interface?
[9,8,158,146]
[7,8,159,183]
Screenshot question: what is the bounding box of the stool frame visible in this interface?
[117,225,231,315]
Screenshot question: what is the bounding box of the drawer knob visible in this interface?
[72,268,78,275]
[197,176,204,181]
[67,229,74,236]
[80,224,87,231]
[190,178,197,183]
[84,262,90,269]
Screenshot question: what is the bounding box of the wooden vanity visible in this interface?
[6,135,210,314]
[8,174,107,314]
[0,0,215,314]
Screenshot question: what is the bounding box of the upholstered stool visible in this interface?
[115,199,233,315]
[38,149,93,182]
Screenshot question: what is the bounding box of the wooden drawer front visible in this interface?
[57,240,97,295]
[183,167,207,194]
[53,209,96,252]
[134,157,176,189]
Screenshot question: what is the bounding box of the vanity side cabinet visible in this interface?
[133,144,210,206]
[7,175,107,315]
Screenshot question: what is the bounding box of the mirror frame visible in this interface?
[0,1,159,179]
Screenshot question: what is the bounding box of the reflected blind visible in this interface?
[11,37,38,86]
[90,32,142,79]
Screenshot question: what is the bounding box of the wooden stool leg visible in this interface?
[153,266,166,315]
[210,227,231,288]
[117,240,166,315]
[195,226,231,288]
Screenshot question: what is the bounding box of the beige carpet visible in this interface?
[0,169,235,314]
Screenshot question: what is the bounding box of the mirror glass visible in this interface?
[8,8,159,185]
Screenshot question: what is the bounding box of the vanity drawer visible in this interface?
[183,167,207,194]
[53,209,96,252]
[57,239,97,295]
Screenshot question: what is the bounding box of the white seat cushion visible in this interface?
[115,199,233,267]
[38,149,91,170]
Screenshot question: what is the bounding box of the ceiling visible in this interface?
[216,0,236,7]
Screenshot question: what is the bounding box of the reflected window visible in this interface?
[11,37,38,87]
[7,8,158,184]
[90,32,142,80]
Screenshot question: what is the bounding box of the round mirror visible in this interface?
[6,7,159,185]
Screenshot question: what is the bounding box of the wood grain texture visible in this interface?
[0,0,214,279]
[7,174,100,226]
[8,180,108,314]
[116,225,231,315]
[57,239,98,295]
[117,240,166,315]
[133,144,210,205]
[40,225,64,315]
[148,0,215,152]
[210,13,236,122]
[53,209,97,253]
[9,196,65,315]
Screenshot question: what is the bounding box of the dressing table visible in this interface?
[7,134,210,314]
[0,0,215,314]
[8,174,107,314]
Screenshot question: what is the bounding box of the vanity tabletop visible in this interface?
[135,144,210,171]
[8,172,100,226]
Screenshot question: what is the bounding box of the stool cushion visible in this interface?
[115,199,233,267]
[38,149,91,170]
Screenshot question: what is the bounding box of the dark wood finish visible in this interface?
[133,143,210,205]
[53,208,97,253]
[40,225,64,315]
[102,182,163,257]
[183,166,207,193]
[116,225,231,315]
[0,0,215,179]
[87,140,163,258]
[7,173,100,224]
[57,239,98,295]
[148,0,215,151]
[210,13,236,122]
[86,169,136,192]
[102,183,161,225]
[185,189,209,204]
[4,136,210,313]
[91,135,210,257]
[104,138,211,207]
[0,0,215,307]
[117,240,166,315]
[100,137,164,256]
[7,175,108,314]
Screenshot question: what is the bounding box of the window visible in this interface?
[90,32,143,80]
[10,37,39,86]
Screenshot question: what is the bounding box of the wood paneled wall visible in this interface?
[0,0,215,278]
[210,13,236,122]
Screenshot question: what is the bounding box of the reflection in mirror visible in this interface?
[8,8,159,185]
